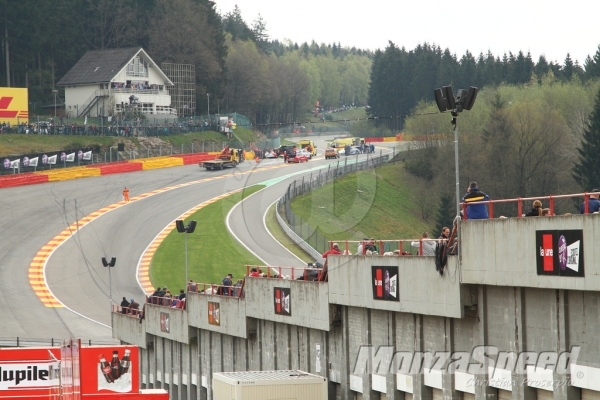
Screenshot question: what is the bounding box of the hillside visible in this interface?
[288,162,434,247]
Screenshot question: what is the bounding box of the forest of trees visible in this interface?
[0,0,371,124]
[368,42,600,131]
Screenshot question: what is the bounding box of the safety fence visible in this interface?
[461,192,596,219]
[245,265,324,281]
[187,282,245,298]
[111,304,143,317]
[0,337,117,348]
[277,153,389,256]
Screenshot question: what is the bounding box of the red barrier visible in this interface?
[0,173,49,188]
[86,161,130,168]
[95,163,143,175]
[175,153,214,165]
[365,137,384,142]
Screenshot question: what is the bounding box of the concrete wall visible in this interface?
[328,255,463,318]
[187,292,253,338]
[462,215,600,290]
[244,277,332,331]
[111,311,147,348]
[145,304,191,345]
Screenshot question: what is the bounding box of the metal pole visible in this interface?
[185,231,188,291]
[454,122,460,217]
[108,264,112,309]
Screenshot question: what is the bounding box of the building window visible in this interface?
[126,57,149,78]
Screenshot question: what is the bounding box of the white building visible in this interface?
[57,47,177,119]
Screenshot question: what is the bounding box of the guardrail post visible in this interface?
[585,193,589,214]
[489,201,494,219]
[549,195,554,215]
[517,198,522,217]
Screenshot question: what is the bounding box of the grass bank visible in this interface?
[149,185,264,291]
[289,163,432,249]
[0,127,261,157]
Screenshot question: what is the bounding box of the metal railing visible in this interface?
[111,304,143,317]
[277,153,389,255]
[324,238,449,256]
[145,296,187,309]
[461,192,596,219]
[245,265,325,281]
[187,282,245,298]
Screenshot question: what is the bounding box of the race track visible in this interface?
[0,135,396,342]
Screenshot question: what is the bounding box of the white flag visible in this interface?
[66,153,75,162]
[48,155,57,165]
[84,116,88,125]
[10,159,20,169]
[83,151,92,160]
[29,157,39,167]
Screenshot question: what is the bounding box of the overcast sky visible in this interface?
[215,0,600,66]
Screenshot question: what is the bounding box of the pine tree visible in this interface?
[434,193,455,237]
[573,89,600,190]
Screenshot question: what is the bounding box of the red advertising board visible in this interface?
[0,344,167,400]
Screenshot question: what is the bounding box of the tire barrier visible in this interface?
[37,167,102,182]
[130,157,184,170]
[0,152,230,189]
[0,173,49,188]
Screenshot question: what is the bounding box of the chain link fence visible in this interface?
[277,153,389,255]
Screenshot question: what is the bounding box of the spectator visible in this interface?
[222,273,233,296]
[525,200,543,216]
[438,227,450,240]
[322,243,342,260]
[150,287,162,304]
[462,182,490,219]
[542,208,552,216]
[129,299,140,315]
[357,238,368,255]
[232,279,244,297]
[411,232,436,256]
[188,279,197,292]
[120,297,130,314]
[250,267,260,277]
[580,189,600,214]
[178,289,186,301]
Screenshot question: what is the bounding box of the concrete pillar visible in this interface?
[554,290,579,400]
[442,318,461,400]
[511,288,536,400]
[476,286,498,400]
[413,315,432,400]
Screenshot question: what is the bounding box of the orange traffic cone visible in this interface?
[255,156,260,164]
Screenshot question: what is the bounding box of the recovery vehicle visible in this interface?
[200,146,243,170]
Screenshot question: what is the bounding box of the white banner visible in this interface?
[83,151,92,161]
[10,159,20,169]
[29,157,38,167]
[48,155,57,165]
[0,361,60,390]
[66,153,75,162]
[84,116,88,125]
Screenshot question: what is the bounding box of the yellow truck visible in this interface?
[328,137,364,149]
[298,140,317,157]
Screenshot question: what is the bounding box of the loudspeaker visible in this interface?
[118,143,125,151]
[462,87,478,110]
[101,257,108,267]
[443,86,456,110]
[187,220,197,233]
[434,88,447,112]
[176,220,185,233]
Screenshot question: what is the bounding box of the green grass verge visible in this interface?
[149,185,265,292]
[289,163,432,252]
[264,202,313,264]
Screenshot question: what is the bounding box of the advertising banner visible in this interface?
[274,287,291,316]
[160,312,170,333]
[371,266,399,301]
[79,346,138,394]
[0,87,29,124]
[536,230,584,277]
[208,301,220,326]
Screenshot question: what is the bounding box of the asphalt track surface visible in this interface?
[0,135,395,342]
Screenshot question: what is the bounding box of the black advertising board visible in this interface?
[274,287,291,316]
[536,230,584,277]
[371,266,399,301]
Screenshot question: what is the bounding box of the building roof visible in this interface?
[57,47,172,86]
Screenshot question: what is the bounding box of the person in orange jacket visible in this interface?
[123,187,130,202]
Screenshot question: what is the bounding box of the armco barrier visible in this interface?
[38,167,102,182]
[0,173,49,188]
[365,137,384,142]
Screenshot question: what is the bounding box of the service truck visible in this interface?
[298,140,317,157]
[201,146,243,170]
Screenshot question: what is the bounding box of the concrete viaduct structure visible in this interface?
[112,215,600,400]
